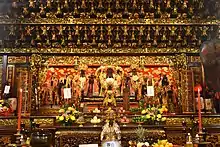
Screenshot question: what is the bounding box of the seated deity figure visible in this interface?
[96,66,118,97]
[101,109,121,147]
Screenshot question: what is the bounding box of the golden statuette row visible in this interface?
[1,47,199,54]
[2,24,218,49]
[9,0,220,21]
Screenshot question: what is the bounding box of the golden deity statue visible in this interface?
[103,87,117,107]
[101,109,121,147]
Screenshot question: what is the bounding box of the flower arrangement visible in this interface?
[56,104,78,126]
[0,100,11,116]
[129,139,173,147]
[139,105,168,125]
[152,140,173,147]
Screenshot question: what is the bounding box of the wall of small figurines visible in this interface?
[1,24,219,50]
[5,0,220,20]
[0,0,219,51]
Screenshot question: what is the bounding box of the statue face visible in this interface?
[80,70,85,76]
[109,120,114,126]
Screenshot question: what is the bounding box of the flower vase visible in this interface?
[147,120,155,125]
[155,121,160,125]
[62,122,72,126]
[161,121,166,125]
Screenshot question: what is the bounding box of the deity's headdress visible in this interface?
[130,64,139,70]
[79,64,88,71]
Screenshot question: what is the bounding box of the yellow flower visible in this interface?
[0,104,2,107]
[59,109,65,113]
[59,116,64,121]
[157,114,162,119]
[161,117,166,121]
[0,100,3,103]
[68,107,75,111]
[162,105,166,109]
[151,107,155,111]
[146,114,151,119]
[151,115,156,120]
[73,110,78,114]
[70,116,76,121]
[161,140,168,145]
[158,109,163,114]
[56,116,59,120]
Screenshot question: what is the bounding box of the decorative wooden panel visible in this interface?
[6,65,15,96]
[16,67,30,115]
[181,70,195,113]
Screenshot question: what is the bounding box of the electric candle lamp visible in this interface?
[194,85,202,133]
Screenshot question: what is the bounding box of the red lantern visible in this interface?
[194,84,202,92]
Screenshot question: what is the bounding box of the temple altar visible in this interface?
[0,0,219,146]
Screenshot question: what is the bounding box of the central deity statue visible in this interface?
[96,66,124,96]
[95,65,125,107]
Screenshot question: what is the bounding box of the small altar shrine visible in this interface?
[0,0,219,146]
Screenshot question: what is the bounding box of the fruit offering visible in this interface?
[91,116,101,124]
[137,142,150,147]
[0,100,11,115]
[118,107,125,113]
[120,116,130,123]
[152,140,173,147]
[93,108,101,113]
[0,106,9,113]
[132,116,147,123]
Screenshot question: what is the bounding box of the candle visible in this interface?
[17,89,22,132]
[197,88,202,133]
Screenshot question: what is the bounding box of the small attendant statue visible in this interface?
[115,66,124,97]
[75,64,88,101]
[103,86,117,107]
[130,65,142,101]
